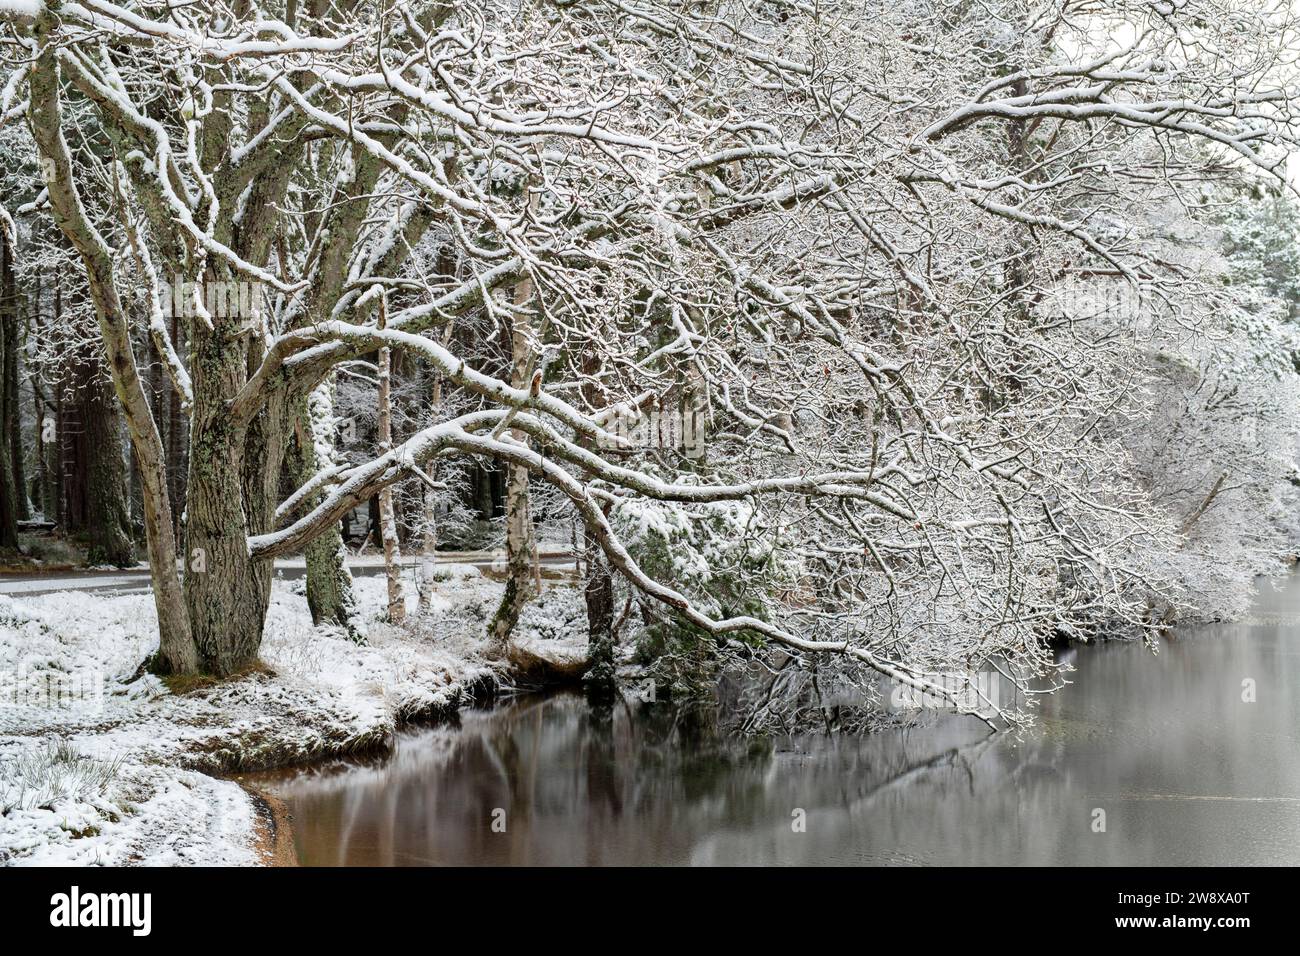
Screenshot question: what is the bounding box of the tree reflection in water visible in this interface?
[255,691,1002,865]
[253,579,1300,865]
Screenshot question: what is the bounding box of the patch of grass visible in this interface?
[20,534,85,567]
[0,534,89,572]
[0,739,122,815]
[196,721,394,774]
[158,661,277,696]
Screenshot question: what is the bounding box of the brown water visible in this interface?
[253,575,1300,866]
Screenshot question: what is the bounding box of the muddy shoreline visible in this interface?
[238,782,299,867]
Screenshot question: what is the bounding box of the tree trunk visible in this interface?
[57,344,133,566]
[578,341,618,695]
[488,277,540,653]
[81,366,134,567]
[416,373,443,612]
[166,311,187,544]
[59,362,85,533]
[583,519,617,701]
[489,462,539,654]
[416,463,439,610]
[293,378,363,640]
[30,376,51,520]
[376,297,406,623]
[0,225,19,548]
[29,47,198,672]
[27,274,50,519]
[2,227,27,524]
[183,322,276,676]
[472,463,494,519]
[6,333,27,524]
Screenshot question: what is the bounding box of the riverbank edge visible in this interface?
[240,783,298,866]
[177,669,505,776]
[218,671,503,867]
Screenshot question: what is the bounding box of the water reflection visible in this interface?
[257,575,1300,865]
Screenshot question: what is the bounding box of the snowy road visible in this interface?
[0,552,575,597]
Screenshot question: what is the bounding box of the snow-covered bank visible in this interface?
[0,565,570,866]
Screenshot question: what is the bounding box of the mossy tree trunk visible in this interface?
[291,380,363,640]
[489,273,541,655]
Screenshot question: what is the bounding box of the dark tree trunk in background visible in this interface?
[470,462,500,520]
[580,348,617,698]
[51,276,67,529]
[26,273,46,518]
[0,226,19,548]
[58,368,86,533]
[6,342,27,524]
[3,248,27,522]
[29,375,53,520]
[583,521,617,701]
[58,347,134,566]
[41,276,63,526]
[366,493,381,550]
[81,367,134,567]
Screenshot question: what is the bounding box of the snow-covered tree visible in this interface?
[3,0,1298,725]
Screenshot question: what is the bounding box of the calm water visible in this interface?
[254,575,1300,866]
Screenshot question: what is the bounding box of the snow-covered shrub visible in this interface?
[613,495,799,695]
[515,585,585,644]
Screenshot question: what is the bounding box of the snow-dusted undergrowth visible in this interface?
[0,566,524,866]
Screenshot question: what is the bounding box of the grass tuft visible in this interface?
[0,739,122,815]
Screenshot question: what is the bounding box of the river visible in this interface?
[249,573,1300,865]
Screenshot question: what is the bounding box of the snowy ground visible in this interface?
[0,565,585,866]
